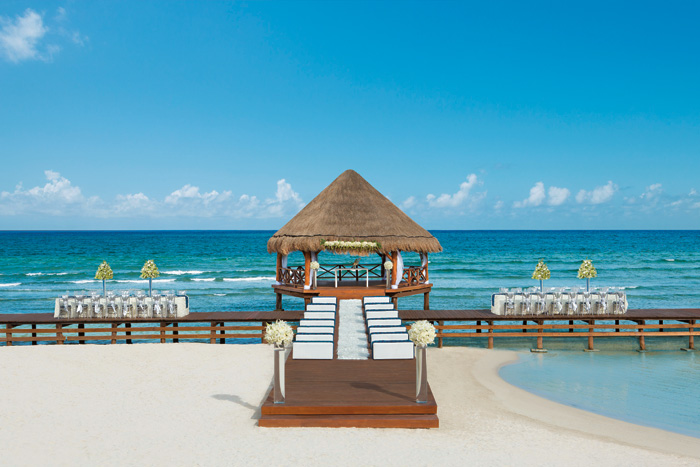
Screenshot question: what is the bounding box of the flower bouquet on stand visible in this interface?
[310,261,320,289]
[532,260,551,292]
[95,261,113,297]
[408,320,436,403]
[264,320,294,404]
[578,259,597,291]
[140,260,160,296]
[384,260,393,288]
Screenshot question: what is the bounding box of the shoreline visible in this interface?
[0,344,698,465]
[470,349,700,459]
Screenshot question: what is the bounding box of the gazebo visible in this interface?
[268,170,442,310]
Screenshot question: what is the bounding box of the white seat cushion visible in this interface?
[303,311,335,320]
[372,341,414,360]
[296,326,334,334]
[365,310,399,320]
[306,304,336,311]
[369,332,410,342]
[295,334,334,342]
[368,326,407,334]
[364,303,395,311]
[367,318,402,327]
[310,297,337,304]
[293,341,334,359]
[299,319,335,327]
[363,296,391,304]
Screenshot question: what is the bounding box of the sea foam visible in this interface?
[0,282,21,287]
[223,277,275,282]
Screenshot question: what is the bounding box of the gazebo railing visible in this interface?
[316,263,383,281]
[402,266,427,286]
[278,266,306,287]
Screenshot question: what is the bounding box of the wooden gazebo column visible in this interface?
[303,251,311,307]
[275,254,283,311]
[423,253,430,310]
[390,251,399,308]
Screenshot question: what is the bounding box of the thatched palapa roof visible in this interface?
[267,170,442,255]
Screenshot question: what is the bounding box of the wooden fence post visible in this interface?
[488,320,494,349]
[5,324,12,346]
[638,320,647,352]
[56,323,63,345]
[682,319,695,351]
[585,319,598,352]
[438,321,443,348]
[78,323,85,345]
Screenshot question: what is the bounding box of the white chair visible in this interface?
[369,332,410,342]
[299,319,335,327]
[303,311,335,320]
[306,304,336,312]
[293,341,334,359]
[295,334,334,342]
[371,341,414,360]
[367,318,402,327]
[311,297,337,305]
[364,303,395,311]
[368,326,407,334]
[365,310,399,320]
[363,296,391,305]
[296,326,334,334]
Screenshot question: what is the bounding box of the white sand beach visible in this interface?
[0,344,698,466]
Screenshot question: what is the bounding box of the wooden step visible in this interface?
[258,413,439,429]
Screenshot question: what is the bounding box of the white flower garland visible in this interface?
[321,239,381,253]
[408,320,436,346]
[531,260,551,280]
[578,259,597,279]
[264,320,294,346]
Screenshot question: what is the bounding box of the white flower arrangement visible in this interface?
[408,320,436,347]
[264,320,294,346]
[577,259,597,279]
[383,260,393,270]
[531,260,551,281]
[321,239,381,254]
[140,260,160,279]
[310,261,320,270]
[95,261,113,280]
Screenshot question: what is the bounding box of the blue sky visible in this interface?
[1,1,699,229]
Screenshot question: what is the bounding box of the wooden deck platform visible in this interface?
[273,281,432,308]
[259,356,438,428]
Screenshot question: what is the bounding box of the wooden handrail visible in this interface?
[278,266,306,287]
[402,266,427,286]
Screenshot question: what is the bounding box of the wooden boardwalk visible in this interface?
[259,356,438,428]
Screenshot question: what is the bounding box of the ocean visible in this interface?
[1,230,699,314]
[1,230,699,437]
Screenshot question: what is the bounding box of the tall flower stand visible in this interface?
[415,344,428,403]
[273,343,286,404]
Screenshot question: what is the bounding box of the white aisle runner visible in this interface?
[336,299,370,360]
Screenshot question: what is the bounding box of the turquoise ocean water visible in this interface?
[1,230,699,436]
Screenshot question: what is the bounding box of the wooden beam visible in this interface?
[390,251,398,287]
[304,252,311,288]
[276,253,282,282]
[423,292,429,310]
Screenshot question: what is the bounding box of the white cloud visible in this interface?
[494,200,504,210]
[0,9,47,63]
[0,171,304,220]
[690,189,697,196]
[426,174,484,208]
[640,183,662,200]
[576,181,617,204]
[514,182,545,208]
[547,186,570,206]
[0,170,92,215]
[400,196,417,211]
[0,8,86,63]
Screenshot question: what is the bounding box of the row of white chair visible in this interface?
[292,297,337,359]
[362,296,414,360]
